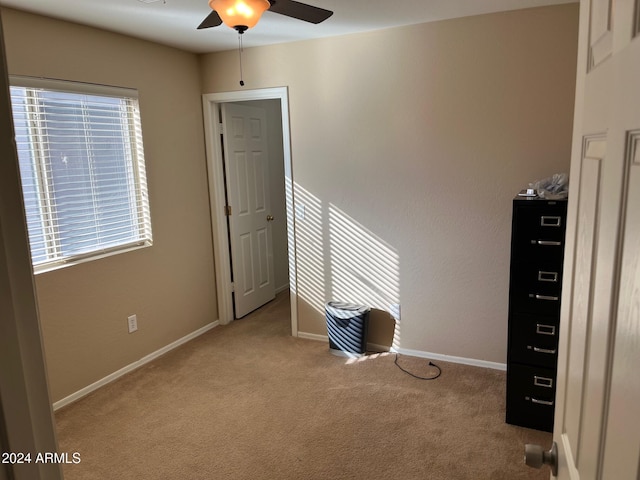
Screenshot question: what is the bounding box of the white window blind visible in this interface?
[9,77,152,273]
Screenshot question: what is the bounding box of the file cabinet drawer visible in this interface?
[509,262,564,316]
[510,202,567,263]
[506,363,556,432]
[508,314,559,368]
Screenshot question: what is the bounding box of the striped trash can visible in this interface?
[325,301,370,357]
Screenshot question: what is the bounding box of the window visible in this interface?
[10,77,152,273]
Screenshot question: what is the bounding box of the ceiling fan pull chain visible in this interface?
[238,32,245,87]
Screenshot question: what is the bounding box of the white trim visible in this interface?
[53,321,219,411]
[202,87,298,334]
[34,241,151,275]
[1,42,62,478]
[202,97,233,325]
[392,346,506,371]
[274,283,290,295]
[298,332,507,371]
[10,75,138,99]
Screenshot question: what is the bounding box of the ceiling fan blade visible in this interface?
[267,0,333,24]
[197,10,223,30]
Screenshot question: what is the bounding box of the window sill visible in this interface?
[33,241,153,275]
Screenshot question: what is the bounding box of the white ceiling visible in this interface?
[0,0,577,54]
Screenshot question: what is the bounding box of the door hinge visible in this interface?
[224,205,232,216]
[219,122,224,135]
[230,282,235,292]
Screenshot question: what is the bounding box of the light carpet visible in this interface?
[55,292,552,479]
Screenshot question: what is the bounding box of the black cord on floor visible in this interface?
[394,354,442,380]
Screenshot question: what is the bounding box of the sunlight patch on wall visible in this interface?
[285,176,297,296]
[293,183,325,314]
[328,204,401,349]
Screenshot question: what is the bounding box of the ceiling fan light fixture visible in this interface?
[209,0,270,32]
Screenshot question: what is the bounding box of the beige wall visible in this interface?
[199,4,579,363]
[1,8,217,402]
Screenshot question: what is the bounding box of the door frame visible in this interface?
[0,12,62,479]
[202,87,298,335]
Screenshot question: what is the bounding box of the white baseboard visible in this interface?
[393,346,506,371]
[53,320,220,411]
[275,283,290,295]
[297,332,506,371]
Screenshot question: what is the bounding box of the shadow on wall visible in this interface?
[292,181,400,350]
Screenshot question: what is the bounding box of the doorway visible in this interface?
[202,87,298,335]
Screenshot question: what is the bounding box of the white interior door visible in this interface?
[551,0,640,478]
[221,103,275,318]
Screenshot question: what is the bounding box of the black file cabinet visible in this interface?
[506,197,567,432]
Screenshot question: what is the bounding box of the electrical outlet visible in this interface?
[127,314,138,333]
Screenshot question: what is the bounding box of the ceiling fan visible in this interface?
[197,0,333,34]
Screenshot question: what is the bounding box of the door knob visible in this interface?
[525,442,558,476]
[266,214,274,222]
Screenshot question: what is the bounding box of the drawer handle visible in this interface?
[532,346,557,355]
[536,324,556,336]
[540,216,562,227]
[538,271,558,282]
[531,397,554,406]
[535,294,559,301]
[534,376,554,388]
[535,240,562,246]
